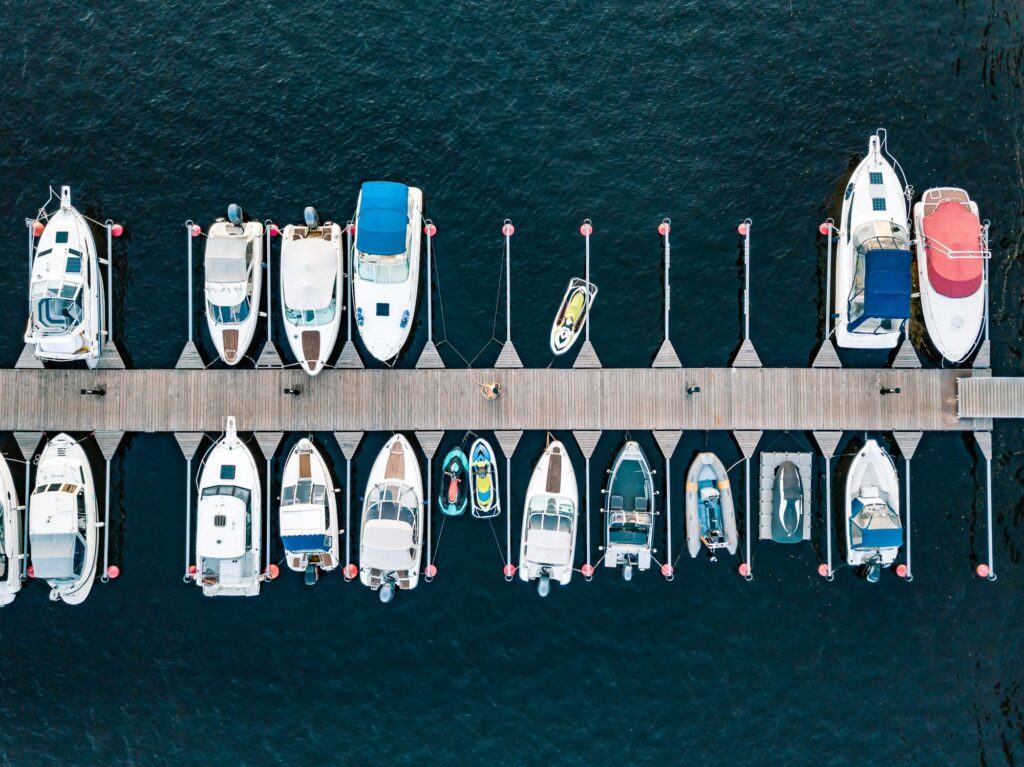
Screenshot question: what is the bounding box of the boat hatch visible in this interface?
[376,302,390,316]
[55,231,69,244]
[220,465,236,480]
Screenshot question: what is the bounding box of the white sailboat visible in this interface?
[23,186,105,367]
[913,188,988,364]
[834,132,912,349]
[351,181,423,362]
[359,435,424,603]
[280,207,344,375]
[29,434,100,605]
[204,205,263,366]
[279,438,340,585]
[519,440,578,597]
[844,439,902,582]
[0,455,22,607]
[195,417,262,596]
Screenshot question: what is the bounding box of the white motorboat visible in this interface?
[279,438,340,585]
[28,434,100,604]
[359,435,424,603]
[0,455,22,607]
[23,186,105,367]
[845,439,902,582]
[519,440,578,596]
[195,417,262,596]
[913,188,988,364]
[834,132,912,349]
[204,205,263,366]
[602,441,655,581]
[280,208,344,375]
[351,181,423,362]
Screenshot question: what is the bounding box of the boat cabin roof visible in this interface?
[196,495,249,559]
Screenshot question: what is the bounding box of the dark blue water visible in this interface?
[1,1,1022,764]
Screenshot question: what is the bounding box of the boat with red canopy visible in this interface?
[913,188,989,364]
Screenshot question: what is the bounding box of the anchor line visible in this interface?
[431,237,509,368]
[487,517,507,566]
[430,514,447,565]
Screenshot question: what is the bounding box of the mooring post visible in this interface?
[185,455,192,579]
[105,221,114,338]
[985,453,995,580]
[742,219,752,341]
[22,457,31,581]
[265,223,273,352]
[425,452,433,578]
[185,223,194,344]
[584,454,592,577]
[904,457,913,581]
[744,455,752,577]
[504,221,512,344]
[425,221,435,341]
[662,219,671,339]
[824,220,834,340]
[506,454,512,572]
[824,456,833,579]
[102,457,112,582]
[583,218,592,343]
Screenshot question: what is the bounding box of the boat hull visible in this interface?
[205,220,264,367]
[519,441,578,587]
[602,441,655,573]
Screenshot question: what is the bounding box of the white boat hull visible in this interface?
[279,438,340,574]
[519,441,578,587]
[205,220,264,366]
[844,439,901,569]
[0,456,22,606]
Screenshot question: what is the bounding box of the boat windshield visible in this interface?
[281,480,327,507]
[207,297,251,325]
[609,522,650,546]
[201,484,252,508]
[30,280,84,334]
[285,299,337,327]
[365,483,418,527]
[356,252,410,284]
[526,497,574,533]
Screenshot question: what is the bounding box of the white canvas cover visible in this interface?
[283,239,338,310]
[361,520,415,570]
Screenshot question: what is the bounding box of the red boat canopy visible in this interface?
[922,200,984,298]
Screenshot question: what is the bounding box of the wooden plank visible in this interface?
[96,342,125,370]
[173,432,204,460]
[493,430,523,457]
[733,430,762,458]
[974,431,992,461]
[811,341,842,368]
[731,339,761,368]
[573,431,601,459]
[958,377,1024,418]
[253,431,284,460]
[652,339,681,368]
[336,342,364,369]
[94,430,125,461]
[175,341,204,370]
[892,338,921,369]
[0,367,993,433]
[13,432,43,460]
[495,342,523,369]
[414,431,445,459]
[652,430,682,458]
[892,431,923,460]
[416,341,445,369]
[15,345,43,369]
[811,431,843,459]
[333,431,363,460]
[573,340,602,369]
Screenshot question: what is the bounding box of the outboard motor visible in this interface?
[379,578,396,604]
[537,571,551,598]
[622,561,633,582]
[304,206,320,228]
[304,563,318,586]
[227,203,244,228]
[865,561,881,583]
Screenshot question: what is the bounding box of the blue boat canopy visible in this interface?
[849,249,911,330]
[357,181,409,256]
[282,534,330,553]
[849,500,903,550]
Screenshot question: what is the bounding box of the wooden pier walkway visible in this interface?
[957,376,1024,419]
[0,367,996,434]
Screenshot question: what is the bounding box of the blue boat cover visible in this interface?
[851,249,911,328]
[849,511,903,550]
[282,534,329,553]
[357,181,409,256]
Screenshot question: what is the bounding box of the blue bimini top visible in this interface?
[356,181,409,256]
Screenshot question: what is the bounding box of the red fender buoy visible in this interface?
[106,565,121,579]
[658,222,670,236]
[660,563,673,578]
[424,222,437,237]
[502,222,514,237]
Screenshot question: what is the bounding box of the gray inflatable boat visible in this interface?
[685,452,738,559]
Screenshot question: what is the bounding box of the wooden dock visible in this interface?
[0,366,996,433]
[957,376,1024,419]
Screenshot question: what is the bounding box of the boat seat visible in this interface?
[610,495,624,510]
[634,496,648,512]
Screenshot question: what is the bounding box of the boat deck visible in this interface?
[0,366,993,433]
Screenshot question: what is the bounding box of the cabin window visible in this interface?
[66,256,82,274]
[220,465,236,480]
[56,231,69,244]
[872,198,886,211]
[376,302,390,317]
[869,172,883,185]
